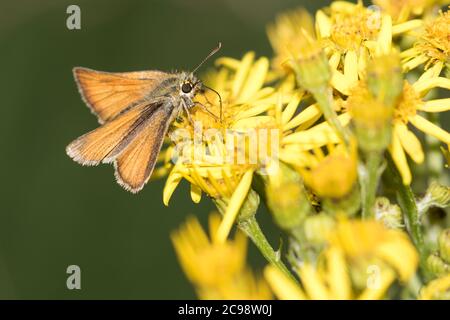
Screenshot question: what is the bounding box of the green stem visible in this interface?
[386,156,426,259]
[361,152,383,219]
[213,194,297,283]
[311,87,350,145]
[238,215,297,283]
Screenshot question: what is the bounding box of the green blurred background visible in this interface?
[0,0,334,299]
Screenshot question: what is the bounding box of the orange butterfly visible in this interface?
[66,44,221,193]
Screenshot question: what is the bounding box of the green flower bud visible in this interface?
[439,229,450,264]
[375,197,404,229]
[264,163,311,232]
[426,253,450,277]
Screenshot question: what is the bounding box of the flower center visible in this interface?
[330,5,379,51]
[393,82,421,124]
[416,10,450,68]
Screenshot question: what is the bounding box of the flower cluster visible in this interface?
[167,0,450,300]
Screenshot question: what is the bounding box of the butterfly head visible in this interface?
[179,72,201,101]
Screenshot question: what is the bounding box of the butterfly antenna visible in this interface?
[191,42,222,74]
[203,84,223,123]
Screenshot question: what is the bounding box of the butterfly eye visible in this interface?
[181,82,193,93]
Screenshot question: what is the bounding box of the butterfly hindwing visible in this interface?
[66,101,164,166]
[113,103,175,193]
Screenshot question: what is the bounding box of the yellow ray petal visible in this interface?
[395,123,424,164]
[413,77,450,95]
[417,61,444,82]
[418,99,450,112]
[402,55,428,72]
[329,52,341,70]
[283,103,321,131]
[283,114,351,144]
[230,52,255,99]
[298,264,330,300]
[344,50,359,85]
[392,19,422,35]
[376,15,392,55]
[190,183,202,203]
[315,10,331,38]
[281,93,302,125]
[409,115,450,144]
[163,170,183,206]
[216,169,254,243]
[326,247,352,300]
[237,57,269,103]
[264,265,307,300]
[331,70,354,95]
[388,131,412,185]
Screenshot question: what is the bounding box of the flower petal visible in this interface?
[392,19,422,35]
[418,99,450,113]
[315,10,331,38]
[283,103,321,131]
[231,52,255,99]
[326,247,352,300]
[264,265,307,300]
[344,50,359,85]
[190,183,202,203]
[237,57,269,103]
[395,123,424,164]
[282,93,303,125]
[413,77,450,95]
[409,115,450,144]
[216,170,254,243]
[388,131,412,185]
[163,169,183,206]
[376,14,392,55]
[298,264,330,299]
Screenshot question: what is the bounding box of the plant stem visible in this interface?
[238,215,297,283]
[361,151,383,219]
[214,194,297,283]
[312,87,350,145]
[386,156,426,258]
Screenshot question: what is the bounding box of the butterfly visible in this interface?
[66,43,221,193]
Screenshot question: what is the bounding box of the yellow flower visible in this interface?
[265,247,397,300]
[265,218,419,300]
[164,52,338,241]
[267,7,315,73]
[315,1,419,95]
[300,142,358,199]
[388,74,450,184]
[171,213,272,300]
[346,64,450,184]
[402,8,450,71]
[329,218,419,284]
[419,274,450,299]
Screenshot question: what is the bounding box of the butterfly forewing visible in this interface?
[114,103,174,193]
[73,67,170,123]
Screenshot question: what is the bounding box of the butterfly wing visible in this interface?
[73,67,170,123]
[66,100,164,166]
[114,103,175,193]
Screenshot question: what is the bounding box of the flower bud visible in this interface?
[439,229,450,264]
[426,254,450,277]
[265,163,311,231]
[375,197,404,229]
[291,33,330,91]
[367,52,403,108]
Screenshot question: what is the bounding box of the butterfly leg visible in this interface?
[193,101,219,122]
[181,99,194,125]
